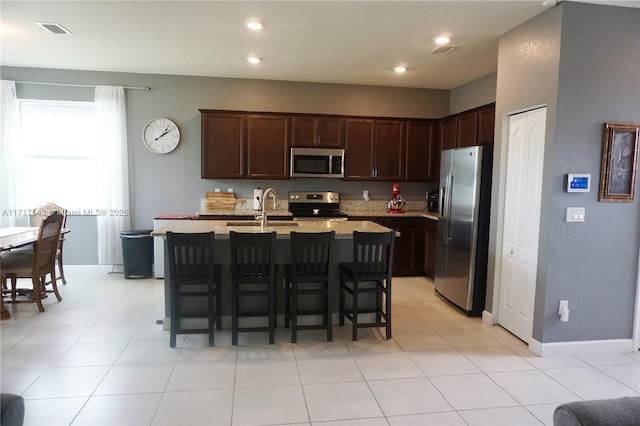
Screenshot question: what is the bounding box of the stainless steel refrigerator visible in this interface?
[435,145,493,316]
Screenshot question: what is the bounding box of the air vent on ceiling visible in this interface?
[36,22,72,35]
[431,45,458,55]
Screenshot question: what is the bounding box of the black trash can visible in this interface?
[121,230,153,279]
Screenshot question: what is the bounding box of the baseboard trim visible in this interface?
[482,310,494,325]
[529,338,634,357]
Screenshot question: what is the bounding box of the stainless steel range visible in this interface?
[288,191,348,220]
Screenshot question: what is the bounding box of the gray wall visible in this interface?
[490,1,640,344]
[544,1,640,343]
[2,67,450,262]
[449,73,497,115]
[490,0,563,335]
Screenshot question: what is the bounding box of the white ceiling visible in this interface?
[1,1,637,90]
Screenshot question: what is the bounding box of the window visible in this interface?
[20,99,100,211]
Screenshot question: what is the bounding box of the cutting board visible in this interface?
[204,192,238,210]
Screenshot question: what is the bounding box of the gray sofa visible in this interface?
[553,396,640,426]
[0,393,24,426]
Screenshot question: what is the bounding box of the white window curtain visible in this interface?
[0,80,23,227]
[95,86,130,265]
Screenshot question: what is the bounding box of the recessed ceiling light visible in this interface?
[36,22,72,35]
[435,36,450,45]
[394,66,407,73]
[247,56,262,64]
[246,21,263,30]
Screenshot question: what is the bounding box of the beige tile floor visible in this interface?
[1,266,638,425]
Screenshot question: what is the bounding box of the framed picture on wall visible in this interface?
[599,122,639,202]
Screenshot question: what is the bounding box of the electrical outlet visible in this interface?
[363,190,369,201]
[214,188,221,192]
[559,300,568,313]
[227,188,233,193]
[559,300,569,322]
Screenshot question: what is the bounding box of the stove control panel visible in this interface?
[289,191,340,204]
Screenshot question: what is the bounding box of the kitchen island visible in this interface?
[152,218,391,239]
[152,219,394,330]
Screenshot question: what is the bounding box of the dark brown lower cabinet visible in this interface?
[350,216,425,276]
[424,218,437,279]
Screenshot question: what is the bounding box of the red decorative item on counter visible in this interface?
[387,183,406,213]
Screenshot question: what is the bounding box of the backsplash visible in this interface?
[341,199,427,212]
[200,198,428,214]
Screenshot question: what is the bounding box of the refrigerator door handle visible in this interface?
[442,171,453,244]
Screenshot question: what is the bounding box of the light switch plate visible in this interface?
[566,207,585,222]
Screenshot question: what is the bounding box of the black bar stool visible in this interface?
[283,231,335,343]
[166,231,222,347]
[229,231,278,345]
[339,231,395,341]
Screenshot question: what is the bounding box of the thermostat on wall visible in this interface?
[567,174,591,193]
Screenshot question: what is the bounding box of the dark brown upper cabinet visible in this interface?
[440,117,457,151]
[477,104,496,145]
[344,119,404,181]
[201,112,245,179]
[405,120,437,182]
[374,120,405,181]
[200,109,464,183]
[246,114,290,179]
[291,116,344,148]
[344,119,374,180]
[438,103,495,150]
[457,111,478,148]
[200,111,290,180]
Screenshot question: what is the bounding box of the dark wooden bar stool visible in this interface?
[166,231,221,347]
[283,231,335,343]
[229,231,277,345]
[339,231,395,341]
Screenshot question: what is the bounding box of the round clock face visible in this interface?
[142,118,180,154]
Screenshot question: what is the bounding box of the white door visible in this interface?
[498,107,546,342]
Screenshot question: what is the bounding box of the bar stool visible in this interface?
[339,231,395,341]
[166,231,222,347]
[283,231,335,343]
[229,231,277,345]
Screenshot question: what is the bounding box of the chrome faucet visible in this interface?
[257,187,278,228]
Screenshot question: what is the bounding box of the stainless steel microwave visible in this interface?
[290,147,345,178]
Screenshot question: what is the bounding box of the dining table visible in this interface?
[0,226,69,319]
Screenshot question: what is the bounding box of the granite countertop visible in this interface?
[344,209,439,220]
[152,219,394,239]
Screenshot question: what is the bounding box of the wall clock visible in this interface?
[142,118,180,154]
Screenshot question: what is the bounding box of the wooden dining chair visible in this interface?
[30,203,68,285]
[1,212,65,312]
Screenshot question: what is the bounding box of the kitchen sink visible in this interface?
[226,221,299,227]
